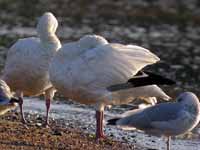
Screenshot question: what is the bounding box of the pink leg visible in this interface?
[44,98,51,127]
[96,111,106,139]
[19,97,27,124]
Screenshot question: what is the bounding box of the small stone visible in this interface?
[36,123,42,127]
[52,130,63,136]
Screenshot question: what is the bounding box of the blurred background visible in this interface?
[0,0,199,96]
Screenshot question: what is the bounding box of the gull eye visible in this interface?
[177,98,183,102]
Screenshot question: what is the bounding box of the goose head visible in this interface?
[36,12,58,36]
[0,80,18,115]
[78,35,108,50]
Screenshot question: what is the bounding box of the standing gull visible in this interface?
[49,34,174,139]
[107,92,200,150]
[2,12,61,126]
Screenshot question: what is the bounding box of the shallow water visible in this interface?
[20,97,200,150]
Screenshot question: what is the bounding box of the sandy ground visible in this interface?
[0,112,138,150]
[0,98,199,150]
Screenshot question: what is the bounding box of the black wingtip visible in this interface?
[107,118,120,125]
[128,71,176,87]
[144,71,176,85]
[107,71,176,92]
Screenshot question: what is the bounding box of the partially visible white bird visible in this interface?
[106,70,174,105]
[49,34,174,139]
[0,79,18,115]
[108,85,170,105]
[2,12,61,126]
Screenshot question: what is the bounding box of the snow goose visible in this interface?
[2,12,61,126]
[49,34,174,139]
[108,92,200,150]
[0,80,18,115]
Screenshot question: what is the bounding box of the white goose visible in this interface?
[49,35,173,139]
[2,12,61,126]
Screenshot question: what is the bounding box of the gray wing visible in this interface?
[117,102,181,131]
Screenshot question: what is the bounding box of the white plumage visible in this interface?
[0,79,13,99]
[49,34,169,138]
[109,85,170,105]
[2,12,61,125]
[50,35,161,103]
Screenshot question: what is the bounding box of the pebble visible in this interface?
[36,123,42,127]
[52,130,63,136]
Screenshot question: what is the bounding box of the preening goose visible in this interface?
[2,12,61,126]
[49,34,173,139]
[108,92,200,150]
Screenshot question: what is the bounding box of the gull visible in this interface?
[49,34,174,139]
[107,92,200,150]
[1,12,61,126]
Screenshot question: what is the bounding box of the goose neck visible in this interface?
[39,33,60,45]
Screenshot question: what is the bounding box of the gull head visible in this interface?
[177,92,199,104]
[177,92,200,114]
[36,12,58,35]
[0,80,18,115]
[78,34,108,50]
